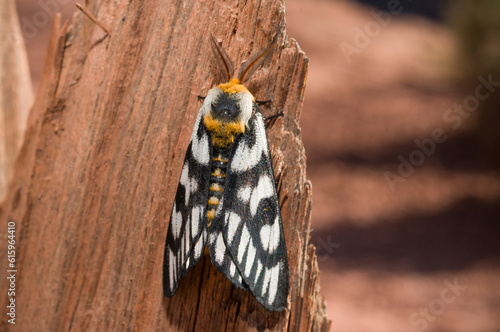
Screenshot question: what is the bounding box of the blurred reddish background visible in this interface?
[15,0,500,331]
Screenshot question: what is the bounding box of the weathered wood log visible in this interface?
[0,0,33,202]
[0,0,330,330]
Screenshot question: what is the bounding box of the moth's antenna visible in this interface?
[209,33,234,83]
[237,42,276,83]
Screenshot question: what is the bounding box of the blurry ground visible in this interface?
[287,0,500,331]
[16,0,500,331]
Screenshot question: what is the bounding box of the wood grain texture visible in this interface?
[0,0,33,202]
[0,0,330,330]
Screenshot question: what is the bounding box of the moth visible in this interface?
[163,34,289,311]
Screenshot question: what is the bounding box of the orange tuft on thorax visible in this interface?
[203,114,245,148]
[218,78,251,96]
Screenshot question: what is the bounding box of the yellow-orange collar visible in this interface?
[218,78,250,96]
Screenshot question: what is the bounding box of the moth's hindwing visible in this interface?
[163,112,211,297]
[210,105,289,311]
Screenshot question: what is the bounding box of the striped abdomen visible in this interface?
[207,146,231,226]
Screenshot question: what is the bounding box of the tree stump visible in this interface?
[0,1,330,330]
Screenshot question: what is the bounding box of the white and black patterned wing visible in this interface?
[163,112,211,297]
[214,107,289,311]
[207,219,249,291]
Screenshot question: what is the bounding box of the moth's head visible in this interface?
[202,33,276,127]
[201,78,253,125]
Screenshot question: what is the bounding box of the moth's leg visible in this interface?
[263,112,284,122]
[257,99,283,122]
[256,99,271,106]
[256,99,283,122]
[263,111,284,129]
[198,95,206,102]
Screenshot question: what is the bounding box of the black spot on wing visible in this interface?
[257,198,276,225]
